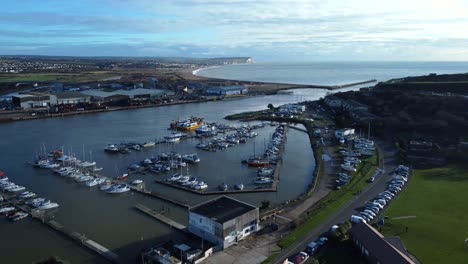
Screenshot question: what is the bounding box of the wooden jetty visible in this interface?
[2,195,120,263]
[134,203,187,232]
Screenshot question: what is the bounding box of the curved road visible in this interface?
[272,139,397,264]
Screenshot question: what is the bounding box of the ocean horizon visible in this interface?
[194,61,468,86]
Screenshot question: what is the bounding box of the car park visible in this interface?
[358,213,372,221]
[388,185,402,191]
[382,190,395,196]
[351,215,366,223]
[364,209,376,217]
[365,206,379,214]
[370,201,384,209]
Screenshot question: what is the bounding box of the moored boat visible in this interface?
[143,141,156,147]
[218,183,228,191]
[235,183,244,190]
[107,184,131,194]
[131,179,143,185]
[254,177,273,184]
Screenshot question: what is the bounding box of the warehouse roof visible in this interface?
[190,196,257,223]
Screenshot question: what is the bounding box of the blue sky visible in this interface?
[1,0,468,61]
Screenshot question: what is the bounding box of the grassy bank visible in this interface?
[277,153,378,249]
[380,166,468,264]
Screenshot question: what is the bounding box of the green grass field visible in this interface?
[0,71,116,83]
[380,166,468,264]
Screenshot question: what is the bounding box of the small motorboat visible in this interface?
[131,179,143,185]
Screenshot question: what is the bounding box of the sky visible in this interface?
[1,0,468,61]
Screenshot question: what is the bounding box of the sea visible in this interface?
[1,61,468,263]
[193,61,468,85]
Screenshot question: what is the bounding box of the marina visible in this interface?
[0,90,319,263]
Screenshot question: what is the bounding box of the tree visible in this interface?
[260,200,270,210]
[267,103,274,110]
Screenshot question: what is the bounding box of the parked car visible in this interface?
[285,251,309,264]
[351,215,366,224]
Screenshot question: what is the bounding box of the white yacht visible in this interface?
[38,201,59,210]
[254,177,273,184]
[107,184,131,194]
[235,183,244,190]
[164,132,183,143]
[131,179,143,185]
[193,181,208,190]
[143,141,156,147]
[0,207,15,213]
[85,178,106,187]
[182,154,200,164]
[11,212,28,221]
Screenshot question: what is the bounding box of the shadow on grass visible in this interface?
[420,166,468,182]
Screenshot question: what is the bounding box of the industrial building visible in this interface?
[81,88,174,100]
[55,91,91,105]
[12,92,56,109]
[205,86,248,96]
[188,196,259,250]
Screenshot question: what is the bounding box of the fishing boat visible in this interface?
[170,117,204,132]
[107,184,131,194]
[218,183,228,191]
[254,177,273,184]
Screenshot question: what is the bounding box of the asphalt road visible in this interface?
[272,139,398,264]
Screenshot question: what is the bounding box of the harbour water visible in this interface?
[0,89,330,263]
[195,61,468,85]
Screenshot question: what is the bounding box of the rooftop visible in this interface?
[190,196,257,223]
[349,222,416,264]
[55,91,90,99]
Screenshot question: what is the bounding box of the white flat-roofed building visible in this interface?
[12,92,57,109]
[188,196,259,250]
